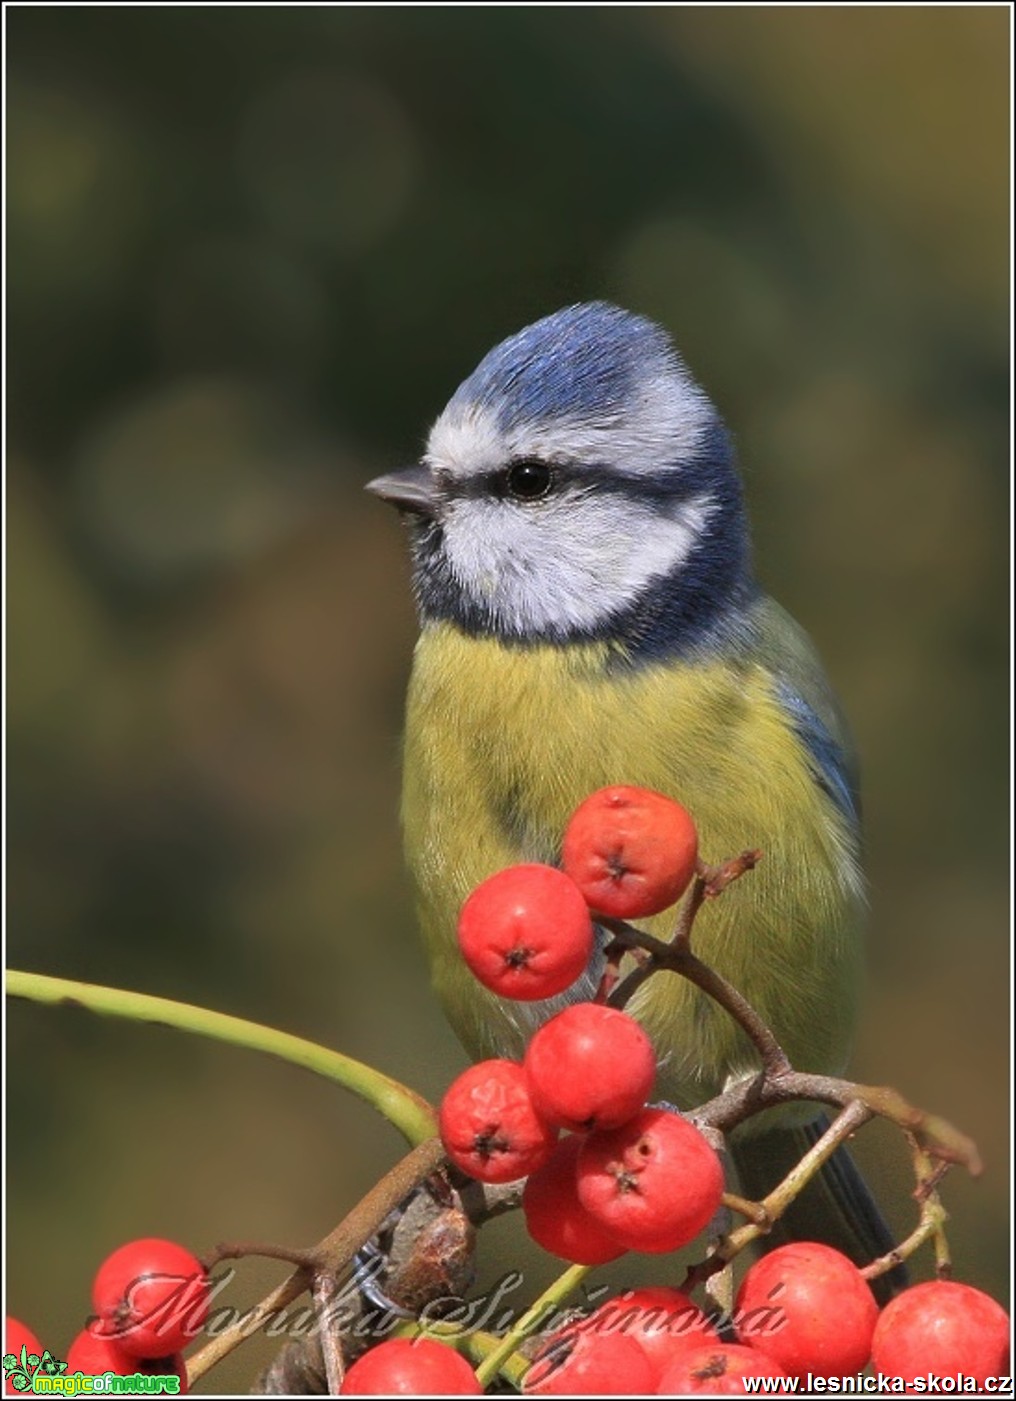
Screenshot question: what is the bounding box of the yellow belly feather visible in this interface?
[403,623,863,1108]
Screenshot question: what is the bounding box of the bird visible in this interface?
[366,300,899,1288]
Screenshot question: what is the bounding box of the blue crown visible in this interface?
[447,301,685,432]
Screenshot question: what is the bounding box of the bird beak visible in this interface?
[365,465,440,517]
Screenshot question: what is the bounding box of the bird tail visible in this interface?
[731,1115,907,1306]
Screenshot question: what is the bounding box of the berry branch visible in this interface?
[5,970,437,1147]
[5,787,1006,1395]
[601,865,791,1079]
[681,1101,872,1292]
[594,875,980,1187]
[185,1136,446,1385]
[422,787,999,1390]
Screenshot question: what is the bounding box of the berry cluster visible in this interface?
[521,1240,900,1392]
[335,1238,1010,1394]
[444,787,720,1264]
[5,1238,209,1393]
[7,785,1009,1397]
[344,785,1010,1394]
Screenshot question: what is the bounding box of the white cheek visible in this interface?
[441,492,714,634]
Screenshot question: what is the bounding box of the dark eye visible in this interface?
[505,459,553,501]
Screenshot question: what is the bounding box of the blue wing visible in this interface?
[746,594,861,831]
[775,681,861,828]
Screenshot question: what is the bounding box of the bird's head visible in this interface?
[368,302,752,656]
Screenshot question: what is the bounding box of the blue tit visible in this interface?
[368,301,899,1288]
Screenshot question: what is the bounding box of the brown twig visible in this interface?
[603,932,791,1078]
[186,1137,446,1385]
[204,1241,317,1271]
[688,1071,981,1176]
[600,852,788,1077]
[313,1272,346,1394]
[701,850,764,899]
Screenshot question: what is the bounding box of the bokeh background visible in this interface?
[6,6,1010,1389]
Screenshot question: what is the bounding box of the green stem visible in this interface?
[474,1262,592,1390]
[460,1331,530,1389]
[6,970,437,1146]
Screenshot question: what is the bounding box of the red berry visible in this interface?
[870,1280,1010,1387]
[524,1004,656,1131]
[562,786,698,919]
[457,864,593,1000]
[5,1318,43,1396]
[440,1059,558,1184]
[4,1317,42,1361]
[734,1238,874,1378]
[523,1136,627,1265]
[340,1337,481,1394]
[92,1238,209,1357]
[576,1108,724,1253]
[523,1325,654,1395]
[66,1326,187,1388]
[736,1241,877,1378]
[657,1343,788,1393]
[577,1287,719,1385]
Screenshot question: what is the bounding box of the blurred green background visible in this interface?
[6,6,1009,1389]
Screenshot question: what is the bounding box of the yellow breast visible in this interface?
[403,623,863,1105]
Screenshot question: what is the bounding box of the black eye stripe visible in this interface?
[473,461,694,505]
